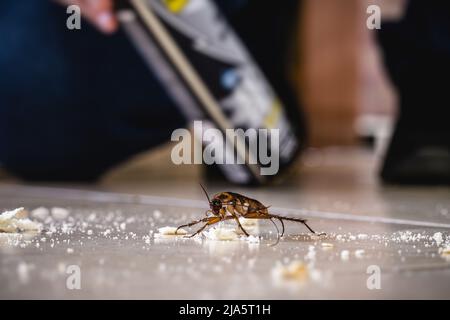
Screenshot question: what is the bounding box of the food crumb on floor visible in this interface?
[31,207,50,220]
[156,226,187,236]
[203,225,262,243]
[357,234,368,240]
[245,235,260,243]
[51,207,70,220]
[0,207,42,233]
[204,227,238,241]
[439,245,450,260]
[272,260,309,283]
[433,232,443,246]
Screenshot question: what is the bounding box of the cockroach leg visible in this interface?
[269,214,323,235]
[231,210,250,237]
[269,218,281,246]
[278,218,285,237]
[175,217,209,234]
[302,220,316,234]
[185,216,222,238]
[186,223,210,238]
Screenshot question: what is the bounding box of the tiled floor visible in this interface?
[1,147,449,299]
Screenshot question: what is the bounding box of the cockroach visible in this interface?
[176,184,323,245]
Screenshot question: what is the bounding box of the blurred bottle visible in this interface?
[116,0,305,185]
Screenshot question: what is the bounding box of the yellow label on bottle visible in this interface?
[163,0,189,13]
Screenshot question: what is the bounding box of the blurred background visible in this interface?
[90,0,404,186]
[0,0,448,188]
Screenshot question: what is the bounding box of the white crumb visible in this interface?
[0,207,26,223]
[340,250,350,261]
[245,235,261,243]
[14,218,42,231]
[66,248,74,254]
[272,261,309,283]
[433,232,443,246]
[156,226,187,236]
[204,227,238,241]
[357,234,368,240]
[439,245,450,260]
[31,207,50,220]
[0,208,41,233]
[51,207,70,220]
[321,242,334,249]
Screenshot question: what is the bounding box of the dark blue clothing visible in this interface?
[377,0,450,183]
[0,1,186,180]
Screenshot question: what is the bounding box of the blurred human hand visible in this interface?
[56,0,118,34]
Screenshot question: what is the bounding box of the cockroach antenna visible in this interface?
[199,183,211,203]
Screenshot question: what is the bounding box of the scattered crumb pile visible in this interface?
[50,207,70,220]
[153,222,261,243]
[204,225,261,243]
[204,226,239,241]
[0,208,41,233]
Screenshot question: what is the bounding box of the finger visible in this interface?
[83,0,118,34]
